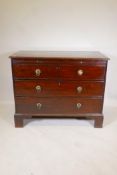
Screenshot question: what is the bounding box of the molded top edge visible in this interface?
[9,51,110,60]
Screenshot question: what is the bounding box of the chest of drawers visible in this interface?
[10,51,109,128]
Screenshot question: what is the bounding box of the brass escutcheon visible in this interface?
[77,103,82,109]
[77,69,84,76]
[36,103,42,110]
[35,69,41,76]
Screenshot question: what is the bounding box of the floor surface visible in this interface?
[0,104,117,175]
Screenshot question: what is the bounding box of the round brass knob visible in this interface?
[36,103,42,110]
[35,69,41,76]
[77,69,83,76]
[35,85,41,91]
[77,86,83,93]
[77,103,82,109]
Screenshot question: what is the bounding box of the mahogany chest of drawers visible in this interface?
[10,51,109,128]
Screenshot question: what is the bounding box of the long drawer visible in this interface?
[15,97,103,114]
[14,80,105,97]
[12,64,106,80]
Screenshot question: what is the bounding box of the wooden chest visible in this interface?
[10,51,109,128]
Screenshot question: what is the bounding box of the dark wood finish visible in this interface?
[94,115,104,128]
[12,64,106,80]
[14,114,24,128]
[10,51,109,128]
[14,80,105,97]
[15,97,103,114]
[60,65,106,80]
[12,58,107,66]
[13,64,59,79]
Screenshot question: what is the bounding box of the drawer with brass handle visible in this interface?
[14,80,105,97]
[15,97,103,114]
[12,64,106,80]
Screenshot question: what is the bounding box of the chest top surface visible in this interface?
[9,51,109,60]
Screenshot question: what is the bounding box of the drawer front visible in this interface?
[60,65,106,80]
[12,63,106,80]
[12,64,59,79]
[14,80,104,97]
[15,97,103,114]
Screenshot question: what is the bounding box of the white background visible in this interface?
[0,0,117,105]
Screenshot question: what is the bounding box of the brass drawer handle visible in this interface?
[77,69,83,76]
[77,103,82,109]
[35,69,41,76]
[36,103,42,110]
[35,85,41,91]
[77,86,83,93]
